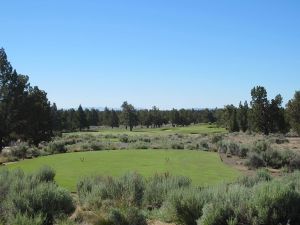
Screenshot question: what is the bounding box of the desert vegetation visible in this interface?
[2,167,300,225]
[0,167,75,225]
[1,36,300,225]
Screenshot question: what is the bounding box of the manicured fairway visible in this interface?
[7,150,239,192]
[72,123,227,136]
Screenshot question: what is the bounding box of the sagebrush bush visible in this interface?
[119,135,129,143]
[143,173,191,208]
[211,135,223,144]
[76,171,300,225]
[197,185,249,225]
[168,188,209,225]
[217,141,249,158]
[249,181,300,225]
[89,141,105,151]
[46,141,67,154]
[245,152,265,169]
[237,169,272,187]
[78,172,145,209]
[108,207,147,225]
[171,143,185,149]
[0,167,75,225]
[35,166,56,182]
[261,148,283,169]
[10,142,30,159]
[8,213,44,225]
[252,140,270,153]
[289,154,300,171]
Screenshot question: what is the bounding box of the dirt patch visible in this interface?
[278,137,300,152]
[219,153,254,176]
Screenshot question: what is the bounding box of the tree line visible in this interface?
[1,48,300,149]
[219,86,300,135]
[51,103,218,132]
[0,48,52,148]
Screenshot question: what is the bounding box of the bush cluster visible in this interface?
[0,167,75,225]
[76,171,300,225]
[246,141,300,170]
[218,141,249,158]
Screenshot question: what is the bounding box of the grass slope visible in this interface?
[72,123,227,136]
[7,150,239,192]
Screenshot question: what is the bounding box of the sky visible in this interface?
[1,0,300,109]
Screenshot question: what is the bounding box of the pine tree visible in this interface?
[238,101,249,132]
[287,91,300,135]
[110,110,119,128]
[250,86,270,135]
[224,105,239,132]
[77,105,88,131]
[121,101,138,131]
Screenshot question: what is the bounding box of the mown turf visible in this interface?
[7,150,239,192]
[69,123,227,137]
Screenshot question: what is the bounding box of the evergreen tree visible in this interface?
[51,103,62,131]
[103,107,111,126]
[87,108,99,126]
[77,105,88,131]
[250,86,270,135]
[224,105,239,132]
[170,109,180,127]
[287,91,300,135]
[121,101,138,131]
[269,95,288,133]
[151,106,163,128]
[238,101,249,132]
[110,109,119,128]
[22,87,52,145]
[0,48,53,148]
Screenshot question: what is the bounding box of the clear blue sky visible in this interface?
[1,0,300,109]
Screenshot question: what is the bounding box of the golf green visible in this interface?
[7,150,239,192]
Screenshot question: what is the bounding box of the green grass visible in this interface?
[7,150,239,192]
[68,123,226,137]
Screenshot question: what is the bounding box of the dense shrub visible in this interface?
[35,166,56,182]
[76,171,300,225]
[245,152,265,169]
[199,141,209,150]
[7,213,44,225]
[0,167,75,225]
[218,141,248,158]
[46,141,67,154]
[262,148,283,169]
[168,188,209,225]
[139,137,151,143]
[252,140,270,153]
[119,135,129,143]
[249,181,300,225]
[197,185,249,225]
[10,142,30,159]
[89,141,105,151]
[198,178,300,225]
[78,172,145,209]
[171,143,184,149]
[108,207,147,225]
[143,173,191,208]
[275,138,289,144]
[237,169,272,187]
[131,141,149,149]
[211,135,223,144]
[289,154,300,171]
